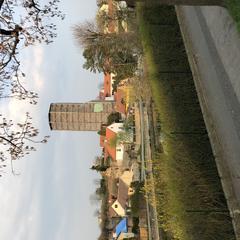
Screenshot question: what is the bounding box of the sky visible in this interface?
[0,1,103,239]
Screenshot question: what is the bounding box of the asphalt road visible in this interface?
[176,6,240,238]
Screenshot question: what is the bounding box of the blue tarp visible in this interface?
[115,218,127,238]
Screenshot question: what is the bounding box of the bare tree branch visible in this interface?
[0,0,64,101]
[0,0,4,10]
[0,113,50,175]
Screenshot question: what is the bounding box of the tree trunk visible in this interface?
[0,29,14,36]
[0,26,22,36]
[0,0,4,10]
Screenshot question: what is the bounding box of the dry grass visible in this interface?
[137,3,235,240]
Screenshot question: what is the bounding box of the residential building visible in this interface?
[111,178,130,217]
[113,218,128,239]
[99,73,116,100]
[119,170,134,195]
[104,123,125,164]
[118,232,135,240]
[114,88,127,115]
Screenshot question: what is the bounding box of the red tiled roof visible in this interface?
[104,127,116,161]
[107,176,118,198]
[110,178,129,216]
[114,89,126,114]
[104,73,111,97]
[117,178,129,208]
[107,177,118,218]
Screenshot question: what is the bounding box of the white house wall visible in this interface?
[111,200,125,216]
[107,123,124,133]
[116,143,124,163]
[110,73,116,94]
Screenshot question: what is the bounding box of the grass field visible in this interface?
[225,0,240,32]
[137,3,235,240]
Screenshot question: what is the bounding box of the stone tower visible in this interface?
[48,101,115,131]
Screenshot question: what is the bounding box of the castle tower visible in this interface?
[49,101,115,131]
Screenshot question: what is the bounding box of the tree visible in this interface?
[91,156,110,172]
[109,129,133,147]
[96,2,135,30]
[107,112,121,125]
[117,130,133,143]
[73,20,140,77]
[0,0,64,101]
[123,115,134,131]
[90,178,107,204]
[96,0,108,7]
[0,112,49,175]
[91,165,109,172]
[97,127,106,136]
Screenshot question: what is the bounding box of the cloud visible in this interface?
[0,45,45,122]
[0,147,55,240]
[22,46,45,91]
[7,99,28,121]
[31,48,44,90]
[0,167,37,240]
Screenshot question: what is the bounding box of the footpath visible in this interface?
[176,6,240,239]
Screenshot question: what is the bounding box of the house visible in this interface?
[103,122,134,165]
[111,178,129,216]
[114,88,127,115]
[107,192,121,229]
[106,175,123,224]
[107,176,118,200]
[114,81,133,115]
[118,232,135,240]
[119,170,135,195]
[112,218,135,239]
[104,73,112,97]
[101,73,116,99]
[104,123,125,164]
[113,218,128,239]
[110,168,136,217]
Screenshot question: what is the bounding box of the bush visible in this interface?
[107,112,121,125]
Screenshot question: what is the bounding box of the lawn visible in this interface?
[225,0,240,32]
[137,3,235,240]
